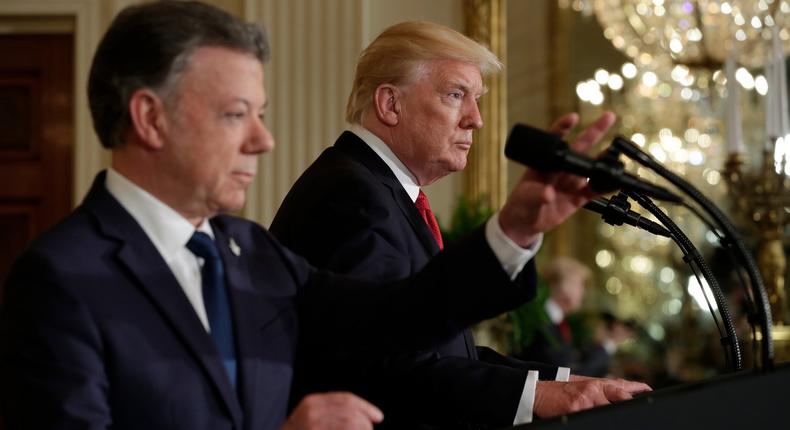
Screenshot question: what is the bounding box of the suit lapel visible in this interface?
[212,221,292,425]
[335,132,441,256]
[84,173,244,428]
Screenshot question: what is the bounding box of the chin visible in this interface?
[218,196,246,215]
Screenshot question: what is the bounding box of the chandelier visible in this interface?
[561,0,790,356]
[561,0,790,71]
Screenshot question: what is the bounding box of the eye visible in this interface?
[225,111,246,120]
[449,91,463,100]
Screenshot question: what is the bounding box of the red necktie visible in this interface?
[415,190,444,250]
[558,319,572,342]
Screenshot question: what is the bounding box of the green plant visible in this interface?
[507,280,554,355]
[438,194,495,243]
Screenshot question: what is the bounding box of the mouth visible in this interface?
[456,142,472,151]
[232,170,256,185]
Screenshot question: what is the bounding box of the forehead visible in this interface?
[422,59,482,90]
[176,46,266,100]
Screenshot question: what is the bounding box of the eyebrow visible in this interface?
[233,97,269,110]
[447,81,487,97]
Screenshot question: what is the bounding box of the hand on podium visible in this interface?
[283,392,383,430]
[534,375,652,418]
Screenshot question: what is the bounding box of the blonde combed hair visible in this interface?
[345,21,502,125]
[541,257,591,286]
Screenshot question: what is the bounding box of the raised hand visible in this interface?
[498,112,617,247]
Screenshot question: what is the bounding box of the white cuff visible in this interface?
[603,339,617,355]
[555,367,570,382]
[513,370,539,425]
[485,214,542,281]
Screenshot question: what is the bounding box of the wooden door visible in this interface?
[0,34,74,296]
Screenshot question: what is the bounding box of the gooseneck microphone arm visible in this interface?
[613,136,774,371]
[625,191,743,372]
[680,200,761,357]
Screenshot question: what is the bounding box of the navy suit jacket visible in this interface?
[270,132,558,429]
[1,172,538,430]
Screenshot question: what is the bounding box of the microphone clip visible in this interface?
[601,193,636,228]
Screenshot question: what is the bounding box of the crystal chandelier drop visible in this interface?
[562,0,790,71]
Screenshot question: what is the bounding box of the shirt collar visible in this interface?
[105,167,214,260]
[348,124,421,203]
[545,298,566,324]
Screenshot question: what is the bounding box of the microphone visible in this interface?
[584,197,671,237]
[505,123,683,203]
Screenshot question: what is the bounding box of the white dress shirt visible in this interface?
[105,168,214,332]
[348,125,569,424]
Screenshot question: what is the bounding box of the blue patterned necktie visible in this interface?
[186,231,237,388]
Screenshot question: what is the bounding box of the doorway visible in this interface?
[0,32,74,295]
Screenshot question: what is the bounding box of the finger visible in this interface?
[568,374,593,382]
[602,384,632,402]
[553,171,591,193]
[549,112,580,138]
[552,175,598,203]
[570,111,616,153]
[337,393,384,423]
[617,379,652,394]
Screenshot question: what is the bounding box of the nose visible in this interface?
[461,98,483,130]
[243,117,275,154]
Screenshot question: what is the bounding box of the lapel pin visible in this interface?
[229,238,241,257]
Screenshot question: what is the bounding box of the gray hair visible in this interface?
[88,1,270,149]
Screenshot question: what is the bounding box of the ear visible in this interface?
[372,84,400,127]
[127,88,169,150]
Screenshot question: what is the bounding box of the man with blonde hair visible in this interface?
[272,21,648,429]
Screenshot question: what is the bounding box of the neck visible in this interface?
[111,153,206,227]
[358,118,434,186]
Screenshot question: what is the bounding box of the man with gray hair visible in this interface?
[0,3,612,429]
[272,21,649,429]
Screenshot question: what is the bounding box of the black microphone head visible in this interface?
[505,123,569,172]
[613,136,653,165]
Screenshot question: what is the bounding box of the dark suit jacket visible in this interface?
[1,172,537,430]
[270,131,559,429]
[518,321,611,378]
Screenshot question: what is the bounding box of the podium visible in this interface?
[512,362,790,429]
